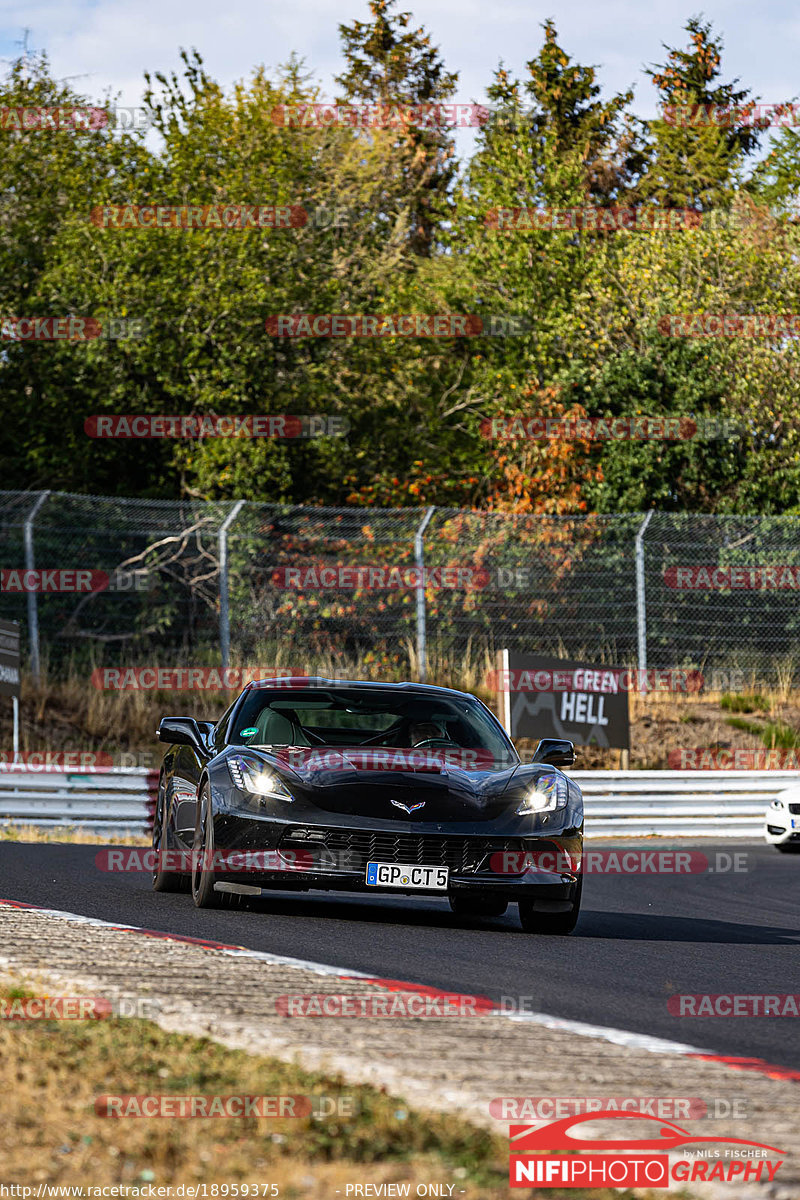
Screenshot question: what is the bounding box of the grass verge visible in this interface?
[0,824,149,844]
[0,980,665,1198]
[5,664,800,784]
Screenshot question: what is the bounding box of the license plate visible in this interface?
[792,819,799,829]
[365,862,449,890]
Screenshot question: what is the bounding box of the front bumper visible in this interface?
[765,794,800,844]
[765,815,800,844]
[202,807,583,900]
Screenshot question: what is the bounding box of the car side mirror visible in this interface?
[532,738,575,767]
[157,717,208,756]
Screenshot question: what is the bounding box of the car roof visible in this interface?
[245,677,479,702]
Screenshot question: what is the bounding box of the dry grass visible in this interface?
[2,654,799,775]
[523,688,800,768]
[0,977,642,1198]
[623,687,800,769]
[0,825,149,845]
[0,647,500,768]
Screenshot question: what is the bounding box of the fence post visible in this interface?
[635,510,654,687]
[219,500,246,670]
[496,647,511,734]
[414,506,436,682]
[24,490,50,687]
[12,696,19,763]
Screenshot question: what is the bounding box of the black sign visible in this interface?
[0,619,20,700]
[502,653,630,750]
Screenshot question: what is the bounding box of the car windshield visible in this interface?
[229,687,517,764]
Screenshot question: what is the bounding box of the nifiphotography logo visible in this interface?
[508,1110,785,1188]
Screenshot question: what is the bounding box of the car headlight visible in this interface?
[771,798,785,809]
[227,755,294,804]
[516,770,569,815]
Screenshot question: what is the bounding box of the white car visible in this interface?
[765,785,800,851]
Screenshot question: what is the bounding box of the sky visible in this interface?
[1,0,798,132]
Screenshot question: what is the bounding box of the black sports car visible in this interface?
[153,677,584,933]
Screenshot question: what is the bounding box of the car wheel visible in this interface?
[518,877,582,935]
[191,783,222,908]
[449,894,508,918]
[152,776,185,893]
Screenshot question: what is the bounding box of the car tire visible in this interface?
[152,776,185,893]
[449,894,508,918]
[191,783,222,908]
[518,877,582,935]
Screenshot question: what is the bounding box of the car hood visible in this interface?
[227,745,550,822]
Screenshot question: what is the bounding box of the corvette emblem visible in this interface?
[390,800,425,814]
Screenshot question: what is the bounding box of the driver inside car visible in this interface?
[407,720,448,746]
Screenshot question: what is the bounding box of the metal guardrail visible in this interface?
[574,770,800,837]
[0,767,158,836]
[0,767,798,838]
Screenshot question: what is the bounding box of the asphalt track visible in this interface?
[2,840,798,1069]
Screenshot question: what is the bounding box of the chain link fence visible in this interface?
[1,490,799,688]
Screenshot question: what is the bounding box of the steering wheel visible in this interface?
[411,737,460,749]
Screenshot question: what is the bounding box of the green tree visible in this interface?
[640,17,768,209]
[0,52,156,494]
[430,22,645,510]
[571,194,800,513]
[336,0,458,258]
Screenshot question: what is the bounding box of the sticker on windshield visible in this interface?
[239,727,259,739]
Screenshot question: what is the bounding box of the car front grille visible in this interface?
[788,803,800,815]
[279,828,557,874]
